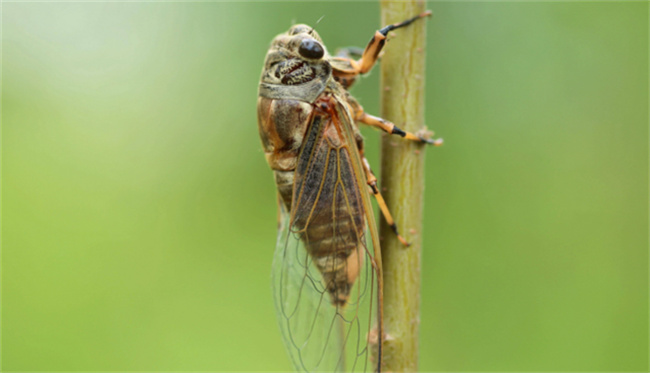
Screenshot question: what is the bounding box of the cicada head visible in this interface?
[261,24,332,86]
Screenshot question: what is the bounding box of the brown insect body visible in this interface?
[258,25,368,306]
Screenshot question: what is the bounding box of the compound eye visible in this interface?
[299,39,324,60]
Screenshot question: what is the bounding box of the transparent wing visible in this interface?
[272,112,381,372]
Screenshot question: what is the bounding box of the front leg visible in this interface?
[330,11,432,88]
[357,10,432,74]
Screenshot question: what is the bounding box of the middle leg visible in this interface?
[349,98,443,146]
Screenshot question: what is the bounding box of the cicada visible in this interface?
[257,12,440,372]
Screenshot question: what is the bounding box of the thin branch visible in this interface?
[379,0,430,371]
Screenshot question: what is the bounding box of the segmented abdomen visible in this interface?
[302,194,365,306]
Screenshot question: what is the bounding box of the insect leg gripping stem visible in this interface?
[330,11,433,80]
[356,140,411,247]
[358,111,443,146]
[357,11,432,74]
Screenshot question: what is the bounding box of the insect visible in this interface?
[257,12,441,372]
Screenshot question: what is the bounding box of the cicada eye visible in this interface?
[298,39,324,60]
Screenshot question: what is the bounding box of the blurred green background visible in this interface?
[2,1,648,372]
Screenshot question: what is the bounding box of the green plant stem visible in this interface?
[379,0,429,371]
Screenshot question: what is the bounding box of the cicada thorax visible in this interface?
[257,96,311,210]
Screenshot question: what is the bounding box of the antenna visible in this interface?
[309,15,325,35]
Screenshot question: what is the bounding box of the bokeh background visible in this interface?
[2,1,648,371]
